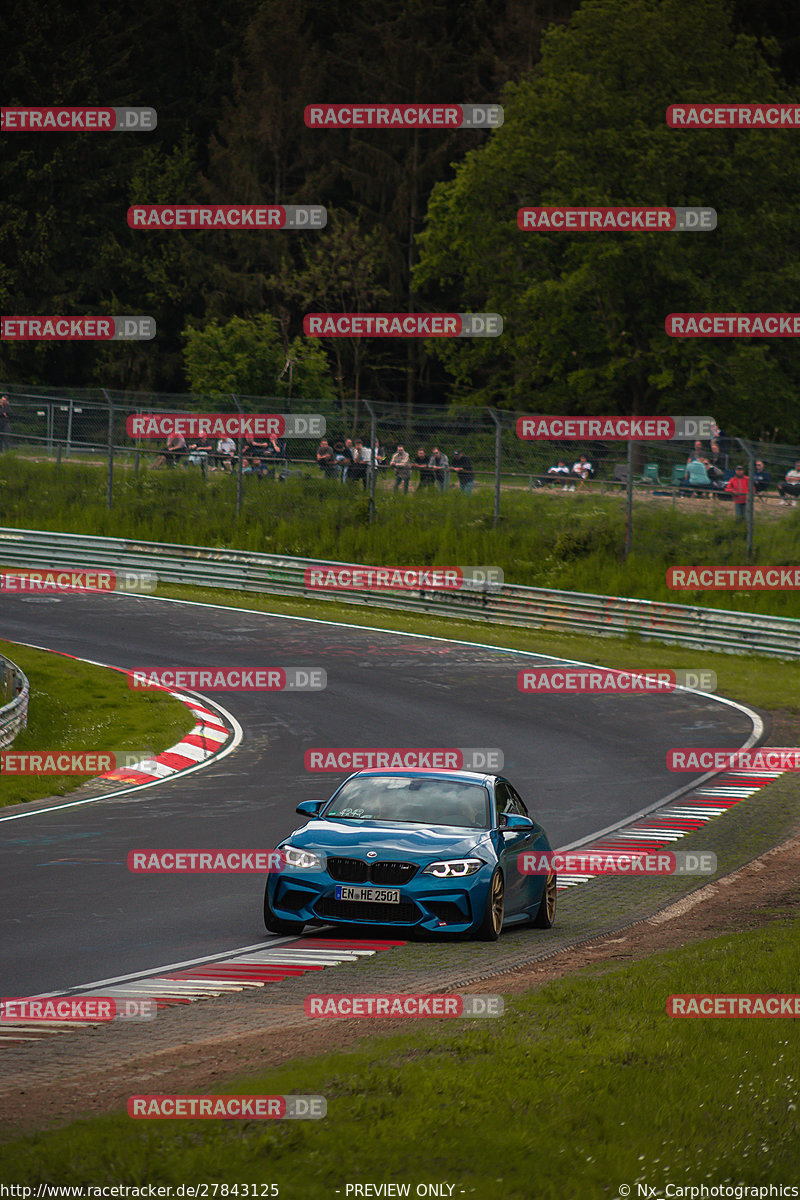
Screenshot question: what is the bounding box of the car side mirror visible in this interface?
[296,799,327,817]
[501,813,534,831]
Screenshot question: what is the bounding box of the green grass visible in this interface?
[3,455,800,617]
[0,640,195,806]
[1,917,798,1194]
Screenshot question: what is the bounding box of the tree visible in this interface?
[270,210,390,429]
[414,0,800,437]
[182,313,335,402]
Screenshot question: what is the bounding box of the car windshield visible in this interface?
[324,776,490,829]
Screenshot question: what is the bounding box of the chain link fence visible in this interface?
[1,383,798,553]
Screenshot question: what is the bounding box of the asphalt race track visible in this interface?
[0,591,757,997]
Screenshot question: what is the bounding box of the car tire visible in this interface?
[473,868,504,941]
[263,883,305,936]
[532,871,557,929]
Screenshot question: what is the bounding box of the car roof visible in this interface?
[342,768,496,786]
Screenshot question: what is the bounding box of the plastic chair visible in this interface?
[640,463,660,484]
[670,464,685,486]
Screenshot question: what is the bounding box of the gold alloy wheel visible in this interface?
[544,871,557,923]
[490,870,505,933]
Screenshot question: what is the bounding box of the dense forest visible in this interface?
[2,0,800,438]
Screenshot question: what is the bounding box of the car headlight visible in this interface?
[282,844,324,870]
[422,858,483,878]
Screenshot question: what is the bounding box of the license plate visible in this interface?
[335,885,401,903]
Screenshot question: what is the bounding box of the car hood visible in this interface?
[284,820,491,862]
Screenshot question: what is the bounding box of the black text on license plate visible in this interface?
[335,885,401,903]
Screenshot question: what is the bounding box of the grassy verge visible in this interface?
[3,455,800,616]
[1,917,797,1194]
[0,640,195,806]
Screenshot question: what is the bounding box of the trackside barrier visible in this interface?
[1,527,798,659]
[0,654,30,750]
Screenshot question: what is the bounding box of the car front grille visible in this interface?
[315,898,420,924]
[326,858,417,885]
[326,857,368,883]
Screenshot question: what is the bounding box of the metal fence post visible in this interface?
[624,440,634,557]
[65,398,73,459]
[489,409,501,527]
[365,399,377,522]
[102,389,114,510]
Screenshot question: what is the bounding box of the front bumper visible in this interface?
[268,867,493,934]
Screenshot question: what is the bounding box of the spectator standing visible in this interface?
[339,438,355,482]
[450,449,474,495]
[778,461,800,506]
[316,438,337,478]
[414,447,434,491]
[753,460,771,494]
[724,464,749,519]
[428,446,449,491]
[390,444,412,493]
[351,438,372,489]
[0,396,11,452]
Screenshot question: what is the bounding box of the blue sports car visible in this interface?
[263,769,556,940]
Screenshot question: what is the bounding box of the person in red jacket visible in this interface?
[724,464,749,520]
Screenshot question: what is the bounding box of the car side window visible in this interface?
[494,781,514,826]
[507,785,529,817]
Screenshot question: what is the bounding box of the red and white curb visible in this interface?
[101,696,233,785]
[0,939,404,1044]
[555,769,783,889]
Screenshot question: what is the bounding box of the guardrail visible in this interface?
[0,654,30,751]
[1,526,799,659]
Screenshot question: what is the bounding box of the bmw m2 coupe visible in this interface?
[263,769,556,940]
